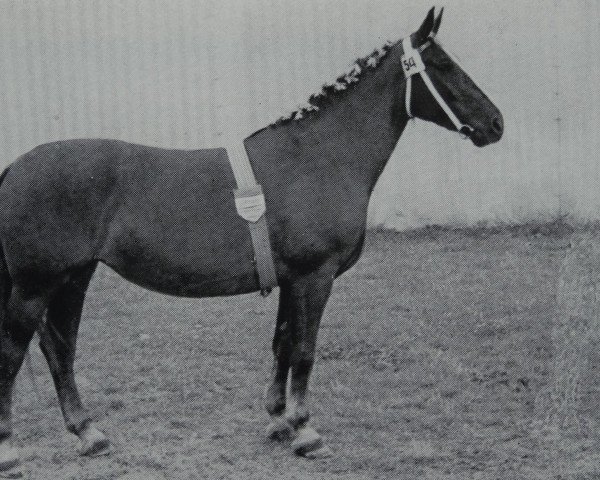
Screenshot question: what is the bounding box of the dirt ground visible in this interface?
[11,222,600,479]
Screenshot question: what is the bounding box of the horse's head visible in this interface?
[401,7,503,147]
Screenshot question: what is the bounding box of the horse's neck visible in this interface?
[330,70,409,192]
[276,45,409,194]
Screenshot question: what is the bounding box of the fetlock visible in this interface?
[286,405,310,430]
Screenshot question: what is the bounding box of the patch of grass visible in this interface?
[379,217,583,242]
[11,225,600,479]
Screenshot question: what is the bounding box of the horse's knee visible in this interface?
[272,328,291,359]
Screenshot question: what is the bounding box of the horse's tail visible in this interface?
[0,166,11,307]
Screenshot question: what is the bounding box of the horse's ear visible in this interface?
[415,7,436,45]
[432,7,444,37]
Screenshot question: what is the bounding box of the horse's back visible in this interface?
[0,139,260,295]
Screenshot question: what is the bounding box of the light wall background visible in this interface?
[0,1,597,229]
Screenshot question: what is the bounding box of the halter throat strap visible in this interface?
[401,36,474,137]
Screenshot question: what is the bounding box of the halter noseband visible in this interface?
[401,36,474,138]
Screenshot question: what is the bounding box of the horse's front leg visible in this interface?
[266,269,334,458]
[265,284,295,440]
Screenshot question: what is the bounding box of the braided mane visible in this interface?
[272,40,396,126]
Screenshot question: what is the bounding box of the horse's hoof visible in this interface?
[303,445,334,459]
[78,425,110,457]
[0,442,20,478]
[291,426,330,458]
[266,417,294,441]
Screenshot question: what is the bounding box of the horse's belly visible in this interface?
[100,216,263,297]
[110,261,260,297]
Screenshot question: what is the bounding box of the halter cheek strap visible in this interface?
[401,36,474,137]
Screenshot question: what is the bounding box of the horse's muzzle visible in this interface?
[467,113,504,147]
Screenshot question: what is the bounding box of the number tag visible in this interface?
[401,51,425,78]
[234,186,266,223]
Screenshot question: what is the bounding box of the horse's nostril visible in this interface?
[491,116,503,135]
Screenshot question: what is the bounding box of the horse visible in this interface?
[0,7,502,473]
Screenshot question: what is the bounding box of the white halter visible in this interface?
[401,36,474,138]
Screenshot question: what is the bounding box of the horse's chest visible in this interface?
[273,211,366,275]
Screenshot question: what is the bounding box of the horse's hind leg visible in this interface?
[0,285,48,473]
[38,264,109,457]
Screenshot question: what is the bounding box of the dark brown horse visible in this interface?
[0,7,502,472]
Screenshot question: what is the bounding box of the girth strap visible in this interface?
[227,142,278,296]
